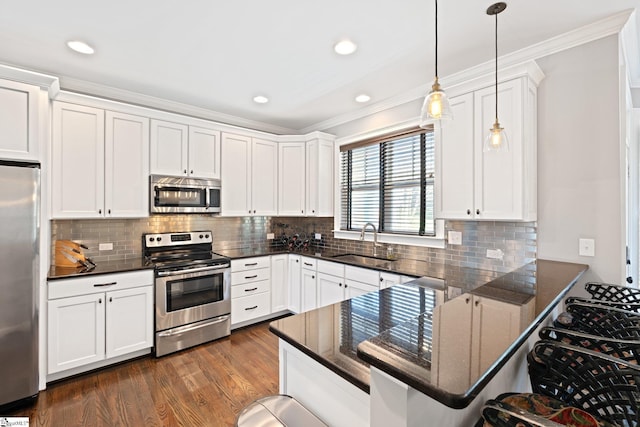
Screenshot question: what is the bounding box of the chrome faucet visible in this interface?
[360,222,382,257]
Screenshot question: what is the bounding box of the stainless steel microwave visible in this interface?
[150,175,221,214]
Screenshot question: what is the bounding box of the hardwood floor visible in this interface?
[8,322,280,426]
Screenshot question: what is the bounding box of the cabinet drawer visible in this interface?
[231,268,270,285]
[48,270,154,300]
[231,256,270,272]
[317,260,344,277]
[345,266,379,286]
[301,257,317,270]
[231,280,270,299]
[232,292,271,324]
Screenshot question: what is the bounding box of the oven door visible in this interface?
[155,264,231,331]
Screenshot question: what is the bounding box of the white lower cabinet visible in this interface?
[301,259,318,313]
[231,256,271,327]
[47,270,154,376]
[288,255,302,313]
[271,254,288,313]
[318,273,344,307]
[379,272,402,289]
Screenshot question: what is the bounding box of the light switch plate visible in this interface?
[579,238,595,257]
[486,248,504,259]
[315,233,322,240]
[267,233,275,240]
[99,243,113,251]
[448,231,462,245]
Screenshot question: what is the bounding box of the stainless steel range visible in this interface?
[143,231,231,357]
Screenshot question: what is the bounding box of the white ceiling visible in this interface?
[1,1,638,134]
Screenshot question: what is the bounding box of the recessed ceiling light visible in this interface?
[355,94,371,103]
[67,40,94,55]
[253,95,269,104]
[334,39,357,55]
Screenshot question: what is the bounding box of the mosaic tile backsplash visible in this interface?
[51,216,536,274]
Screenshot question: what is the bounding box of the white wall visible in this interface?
[536,35,623,284]
[325,35,625,285]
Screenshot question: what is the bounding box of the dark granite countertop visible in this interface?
[48,258,153,280]
[269,259,587,406]
[214,246,454,279]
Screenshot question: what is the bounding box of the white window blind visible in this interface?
[340,128,435,236]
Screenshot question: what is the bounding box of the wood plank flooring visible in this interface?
[7,322,280,427]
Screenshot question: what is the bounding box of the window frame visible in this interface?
[333,122,445,249]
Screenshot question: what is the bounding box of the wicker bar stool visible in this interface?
[528,340,640,426]
[554,300,640,340]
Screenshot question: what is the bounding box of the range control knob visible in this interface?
[157,237,162,242]
[205,234,210,239]
[149,237,155,242]
[199,234,204,239]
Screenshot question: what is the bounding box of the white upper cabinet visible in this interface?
[0,79,42,161]
[150,120,221,179]
[251,138,278,215]
[52,101,149,219]
[221,132,277,216]
[436,74,538,221]
[306,136,334,217]
[105,111,150,218]
[52,102,105,218]
[278,141,306,215]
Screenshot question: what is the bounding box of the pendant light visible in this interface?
[419,0,452,128]
[483,2,509,152]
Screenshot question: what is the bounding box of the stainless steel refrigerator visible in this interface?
[0,161,39,409]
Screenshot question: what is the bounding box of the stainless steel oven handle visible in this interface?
[157,264,230,277]
[156,315,230,337]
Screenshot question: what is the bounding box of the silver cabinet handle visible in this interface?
[244,287,258,292]
[245,275,258,279]
[245,305,258,311]
[304,262,313,267]
[94,282,117,287]
[245,262,258,267]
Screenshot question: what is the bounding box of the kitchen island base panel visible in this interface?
[369,325,543,427]
[279,340,369,427]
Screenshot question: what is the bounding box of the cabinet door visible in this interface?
[251,138,278,215]
[306,138,334,216]
[474,79,524,220]
[278,142,306,215]
[436,93,474,219]
[471,296,522,379]
[271,254,288,313]
[48,294,106,374]
[0,79,40,161]
[345,280,378,300]
[379,272,401,289]
[221,133,252,216]
[318,273,345,307]
[150,119,188,176]
[105,286,154,358]
[288,255,302,313]
[188,126,221,179]
[301,269,317,312]
[51,102,105,218]
[105,111,149,218]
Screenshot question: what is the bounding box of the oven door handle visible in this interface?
[157,264,230,277]
[156,315,230,337]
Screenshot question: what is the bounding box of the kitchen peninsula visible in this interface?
[270,259,587,427]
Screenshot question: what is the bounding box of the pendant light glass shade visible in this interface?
[484,2,508,152]
[420,77,452,127]
[484,121,509,152]
[419,0,452,129]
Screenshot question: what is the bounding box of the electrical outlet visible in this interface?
[315,233,322,240]
[448,231,462,245]
[486,248,504,260]
[266,233,275,240]
[579,238,595,257]
[99,243,113,251]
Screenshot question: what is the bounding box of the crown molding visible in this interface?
[58,76,298,136]
[306,9,634,133]
[0,63,59,97]
[620,10,640,87]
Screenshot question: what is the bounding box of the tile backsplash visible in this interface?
[51,215,536,274]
